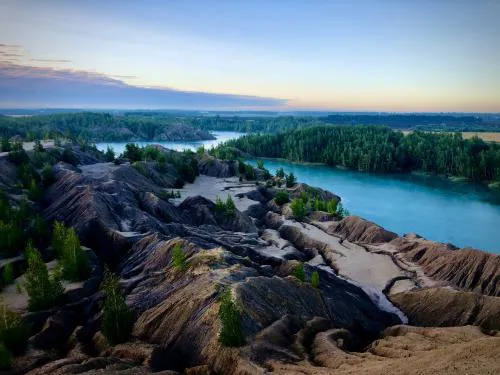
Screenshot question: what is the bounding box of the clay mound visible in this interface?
[197,154,238,177]
[329,216,398,243]
[394,236,500,296]
[267,325,500,375]
[124,237,400,373]
[390,288,500,331]
[289,183,340,202]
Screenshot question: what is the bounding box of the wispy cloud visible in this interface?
[0,62,287,109]
[30,58,72,64]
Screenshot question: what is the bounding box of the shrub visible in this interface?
[143,145,160,161]
[257,159,265,169]
[0,303,29,355]
[101,272,134,345]
[123,143,142,162]
[178,163,196,183]
[133,161,151,178]
[24,243,64,312]
[0,343,11,371]
[244,164,256,180]
[218,288,245,347]
[156,153,167,172]
[293,262,306,282]
[27,179,42,201]
[29,215,49,248]
[8,146,29,166]
[0,221,24,257]
[326,199,338,214]
[0,138,11,152]
[274,190,289,206]
[52,221,67,256]
[62,149,78,165]
[105,146,115,162]
[276,167,285,178]
[336,203,350,219]
[225,195,236,217]
[60,228,90,281]
[285,172,296,187]
[2,264,14,286]
[158,190,181,200]
[291,198,307,221]
[214,196,225,215]
[172,243,188,270]
[311,271,320,288]
[238,159,246,174]
[41,164,55,185]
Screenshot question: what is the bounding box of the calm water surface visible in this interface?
[248,159,500,254]
[95,131,243,155]
[98,132,500,253]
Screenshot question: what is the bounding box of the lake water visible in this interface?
[95,131,243,155]
[248,159,500,254]
[97,131,500,254]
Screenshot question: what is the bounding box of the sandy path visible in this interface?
[284,219,416,292]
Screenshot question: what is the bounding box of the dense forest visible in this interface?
[1,112,499,142]
[127,112,500,132]
[219,126,500,183]
[0,112,214,142]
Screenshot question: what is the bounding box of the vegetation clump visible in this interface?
[218,288,245,347]
[51,222,90,281]
[0,303,29,355]
[274,190,290,206]
[311,271,320,288]
[1,264,14,286]
[24,243,64,312]
[293,262,306,282]
[285,172,297,187]
[291,198,307,221]
[214,195,236,218]
[172,243,188,270]
[101,272,134,345]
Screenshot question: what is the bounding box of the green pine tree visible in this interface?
[101,272,134,345]
[24,243,64,312]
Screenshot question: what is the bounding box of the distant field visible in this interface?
[461,132,500,143]
[402,130,500,143]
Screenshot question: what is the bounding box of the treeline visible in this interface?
[126,112,499,132]
[320,114,495,130]
[0,112,212,142]
[220,126,500,182]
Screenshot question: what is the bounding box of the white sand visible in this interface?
[170,175,258,212]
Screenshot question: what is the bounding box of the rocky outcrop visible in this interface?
[197,154,238,177]
[120,237,400,373]
[327,216,398,243]
[391,288,500,331]
[42,162,258,263]
[288,183,340,202]
[392,236,500,296]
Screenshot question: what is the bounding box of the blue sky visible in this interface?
[0,0,499,111]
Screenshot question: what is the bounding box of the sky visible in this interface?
[0,0,499,111]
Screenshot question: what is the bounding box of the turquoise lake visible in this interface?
[97,132,500,254]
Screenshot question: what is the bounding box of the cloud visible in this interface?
[0,63,287,109]
[30,58,72,64]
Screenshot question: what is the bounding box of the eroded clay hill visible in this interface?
[0,145,499,374]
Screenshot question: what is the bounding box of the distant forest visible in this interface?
[219,126,500,183]
[1,112,499,142]
[0,112,213,142]
[128,111,500,133]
